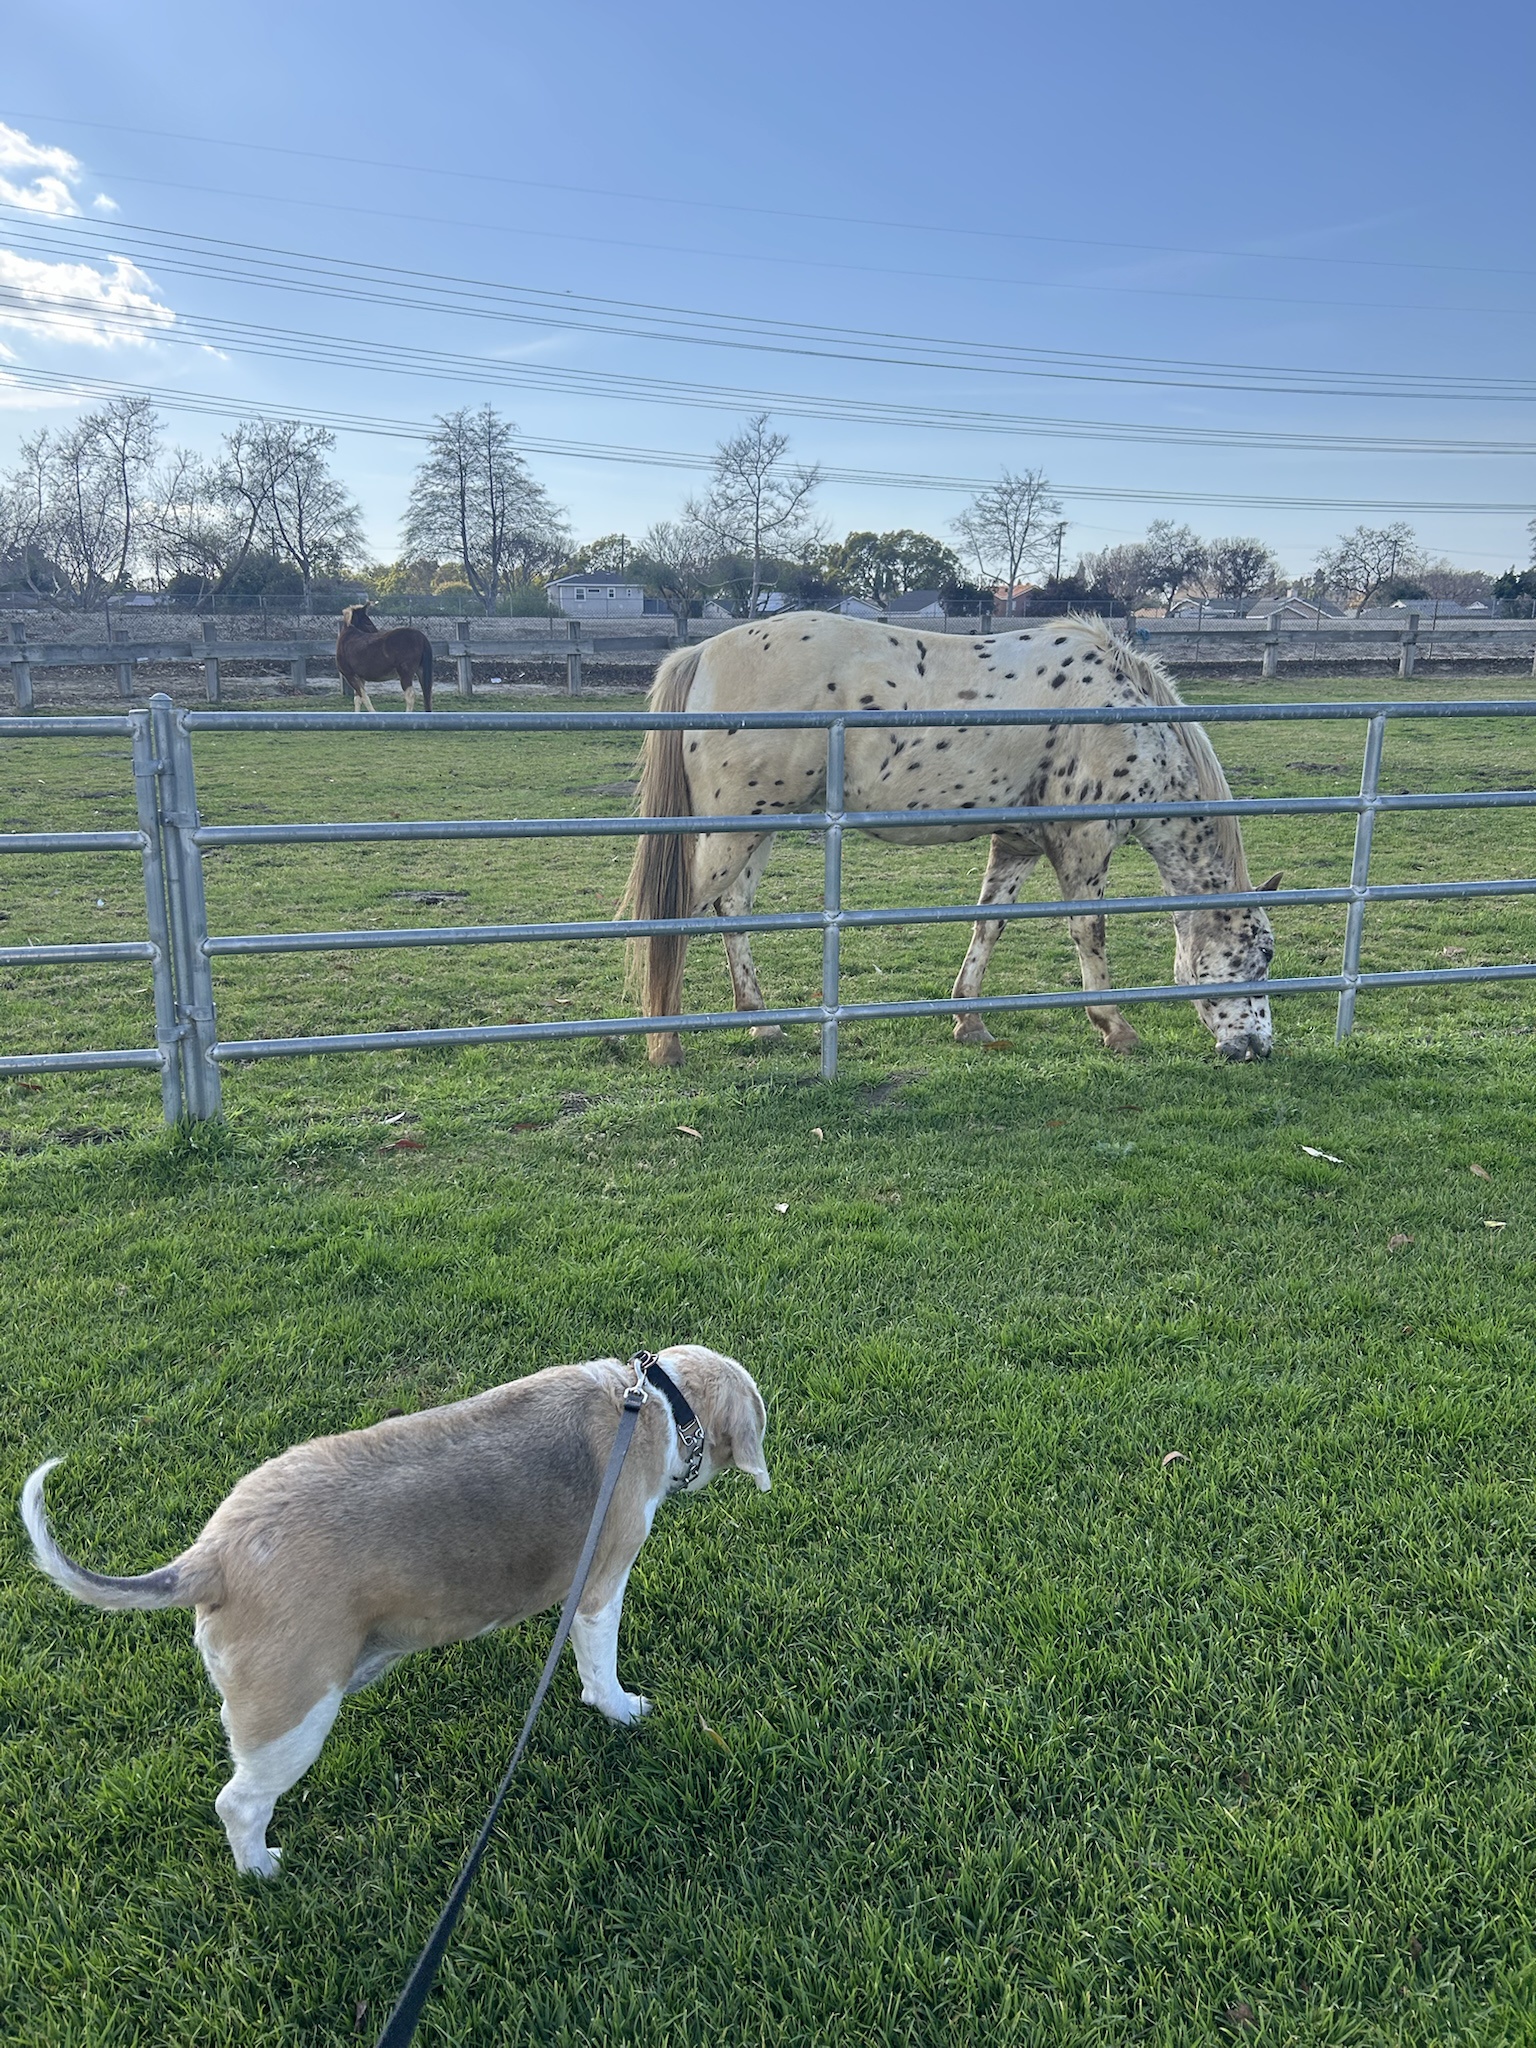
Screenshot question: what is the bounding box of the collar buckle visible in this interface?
[628,1349,706,1494]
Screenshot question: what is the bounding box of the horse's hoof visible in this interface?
[1102,1030,1141,1055]
[953,1018,995,1045]
[648,1034,684,1067]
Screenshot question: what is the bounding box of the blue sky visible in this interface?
[1,0,1532,577]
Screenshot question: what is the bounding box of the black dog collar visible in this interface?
[629,1350,706,1493]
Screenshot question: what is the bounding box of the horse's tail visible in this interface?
[419,635,433,713]
[20,1458,222,1613]
[620,644,701,1036]
[1075,614,1250,888]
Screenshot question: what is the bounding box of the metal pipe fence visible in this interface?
[2,691,1535,1120]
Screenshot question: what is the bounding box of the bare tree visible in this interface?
[1316,523,1423,614]
[144,448,241,601]
[686,414,821,619]
[1206,536,1281,608]
[10,396,161,606]
[404,406,563,614]
[0,438,55,596]
[632,518,714,637]
[1079,540,1155,613]
[1139,521,1208,614]
[248,421,363,611]
[951,470,1063,600]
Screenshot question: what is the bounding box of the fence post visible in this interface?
[1262,609,1282,678]
[202,618,221,705]
[1399,611,1419,680]
[289,651,308,694]
[455,620,473,697]
[130,708,185,1124]
[8,621,32,712]
[116,657,134,701]
[150,693,223,1119]
[566,619,583,696]
[1335,711,1387,1041]
[821,719,845,1081]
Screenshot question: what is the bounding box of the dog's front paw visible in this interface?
[236,1842,282,1879]
[584,1686,651,1725]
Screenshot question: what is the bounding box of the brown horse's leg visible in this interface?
[951,835,1039,1043]
[401,668,416,715]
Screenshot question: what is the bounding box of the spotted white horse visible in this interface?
[622,612,1280,1064]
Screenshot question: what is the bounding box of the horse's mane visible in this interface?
[1069,613,1250,889]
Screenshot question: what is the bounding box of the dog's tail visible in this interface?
[620,643,701,1036]
[20,1459,220,1611]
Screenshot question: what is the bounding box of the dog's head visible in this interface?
[657,1345,771,1492]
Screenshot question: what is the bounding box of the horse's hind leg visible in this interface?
[1046,829,1139,1053]
[401,669,416,715]
[951,835,1039,1044]
[717,835,782,1041]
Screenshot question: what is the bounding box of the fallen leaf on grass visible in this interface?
[811,1126,824,1141]
[698,1717,730,1752]
[1388,1233,1414,1250]
[981,1038,1015,1052]
[354,2000,369,2032]
[1223,2003,1256,2034]
[676,1124,702,1139]
[1470,1162,1491,1180]
[1441,945,1466,958]
[1484,1219,1507,1230]
[1161,1451,1189,1468]
[384,1137,425,1152]
[773,1203,789,1214]
[1300,1145,1345,1165]
[7,1082,42,1093]
[380,1111,408,1126]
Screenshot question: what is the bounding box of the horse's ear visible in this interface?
[1259,871,1284,891]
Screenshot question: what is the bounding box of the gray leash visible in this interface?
[374,1377,647,2048]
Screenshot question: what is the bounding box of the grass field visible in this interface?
[4,676,1536,2045]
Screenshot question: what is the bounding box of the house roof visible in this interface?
[886,589,944,612]
[547,571,642,587]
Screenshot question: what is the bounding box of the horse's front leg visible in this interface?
[951,836,1039,1044]
[717,834,781,1041]
[1047,831,1139,1053]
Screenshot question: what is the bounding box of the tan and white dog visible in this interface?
[21,1345,770,1877]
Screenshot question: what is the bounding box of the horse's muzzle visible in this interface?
[1218,1030,1271,1063]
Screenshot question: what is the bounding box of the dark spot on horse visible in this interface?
[916,639,927,658]
[1061,655,1073,666]
[936,739,950,750]
[802,633,812,640]
[1050,675,1066,690]
[827,683,836,692]
[1054,636,1067,645]
[958,689,978,701]
[859,694,875,705]
[917,662,925,677]
[889,635,899,646]
[688,741,697,752]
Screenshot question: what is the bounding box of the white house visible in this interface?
[547,572,645,619]
[886,589,947,620]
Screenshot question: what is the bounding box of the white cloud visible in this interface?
[0,124,87,215]
[0,123,80,178]
[0,249,175,348]
[0,172,80,216]
[92,193,119,213]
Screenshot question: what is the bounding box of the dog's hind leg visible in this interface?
[214,1688,342,1877]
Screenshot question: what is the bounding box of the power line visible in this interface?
[6,104,1534,287]
[28,163,1534,324]
[7,206,1536,403]
[5,365,1531,516]
[10,279,1536,472]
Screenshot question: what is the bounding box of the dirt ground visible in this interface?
[5,658,658,713]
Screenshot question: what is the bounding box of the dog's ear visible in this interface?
[1259,871,1284,891]
[725,1380,771,1491]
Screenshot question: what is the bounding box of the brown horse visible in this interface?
[335,606,434,712]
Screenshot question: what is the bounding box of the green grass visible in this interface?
[4,678,1536,2045]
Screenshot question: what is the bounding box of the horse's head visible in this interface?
[342,604,374,630]
[1172,872,1282,1061]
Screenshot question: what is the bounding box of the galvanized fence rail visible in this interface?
[2,692,1535,1122]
